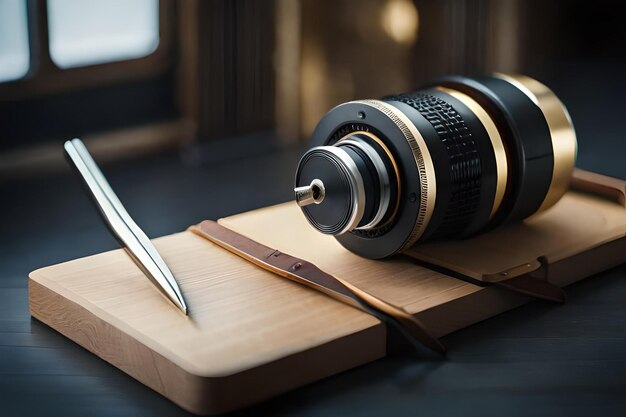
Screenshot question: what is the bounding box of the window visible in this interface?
[0,0,175,152]
[0,0,30,83]
[0,0,163,86]
[47,0,160,69]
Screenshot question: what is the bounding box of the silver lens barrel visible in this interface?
[294,134,395,236]
[335,138,391,231]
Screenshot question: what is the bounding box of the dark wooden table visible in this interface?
[3,114,626,416]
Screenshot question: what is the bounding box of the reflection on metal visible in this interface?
[295,178,326,207]
[64,138,188,315]
[495,73,577,213]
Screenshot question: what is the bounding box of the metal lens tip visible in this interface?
[295,179,325,207]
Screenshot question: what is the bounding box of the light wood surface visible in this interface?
[28,181,626,414]
[405,190,626,281]
[571,167,626,207]
[219,203,481,317]
[28,228,386,413]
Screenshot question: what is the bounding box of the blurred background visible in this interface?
[1,0,625,179]
[3,2,626,415]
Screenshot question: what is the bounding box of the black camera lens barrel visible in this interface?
[294,74,577,259]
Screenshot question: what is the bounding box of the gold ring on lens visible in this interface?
[494,73,577,213]
[436,86,509,219]
[352,99,437,250]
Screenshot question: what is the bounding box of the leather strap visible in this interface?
[403,254,566,303]
[494,275,566,303]
[190,220,446,356]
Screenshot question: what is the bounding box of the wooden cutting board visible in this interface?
[28,171,626,415]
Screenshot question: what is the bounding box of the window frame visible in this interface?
[0,0,174,100]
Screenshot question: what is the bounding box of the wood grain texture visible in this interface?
[28,184,626,414]
[28,230,384,414]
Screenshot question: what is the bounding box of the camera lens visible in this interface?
[294,74,577,259]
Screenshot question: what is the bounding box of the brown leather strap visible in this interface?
[494,275,566,303]
[190,220,446,356]
[402,254,566,303]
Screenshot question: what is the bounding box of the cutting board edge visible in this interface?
[28,276,387,415]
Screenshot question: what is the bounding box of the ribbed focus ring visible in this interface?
[388,93,482,236]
